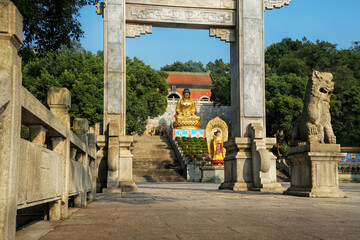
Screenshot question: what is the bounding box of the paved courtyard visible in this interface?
[18,183,360,240]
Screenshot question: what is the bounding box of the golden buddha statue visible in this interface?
[173,88,201,129]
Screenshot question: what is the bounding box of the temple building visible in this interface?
[166,72,212,102]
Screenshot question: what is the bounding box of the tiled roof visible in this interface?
[168,90,211,100]
[166,72,212,85]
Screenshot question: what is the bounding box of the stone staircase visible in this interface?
[132,135,186,182]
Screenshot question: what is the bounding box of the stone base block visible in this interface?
[251,183,284,193]
[284,187,346,198]
[102,188,123,193]
[219,182,254,191]
[119,181,138,192]
[201,166,224,183]
[285,144,347,198]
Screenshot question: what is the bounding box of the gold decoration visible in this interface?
[173,89,201,129]
[206,117,228,160]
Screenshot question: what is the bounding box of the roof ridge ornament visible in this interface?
[264,0,291,10]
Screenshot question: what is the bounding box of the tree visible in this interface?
[22,42,104,125]
[265,74,307,141]
[331,86,360,147]
[206,59,231,106]
[11,0,96,61]
[161,60,206,72]
[126,57,168,134]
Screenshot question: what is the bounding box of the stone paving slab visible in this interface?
[20,183,360,240]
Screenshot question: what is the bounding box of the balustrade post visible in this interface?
[48,88,71,220]
[29,125,47,147]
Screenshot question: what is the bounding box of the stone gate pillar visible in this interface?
[104,0,126,136]
[102,0,137,192]
[220,0,289,192]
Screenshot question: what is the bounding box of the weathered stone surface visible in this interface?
[291,71,336,146]
[48,87,71,128]
[201,166,224,183]
[126,23,152,38]
[17,140,63,208]
[126,4,235,27]
[285,144,347,198]
[0,1,22,238]
[249,124,283,192]
[125,0,236,9]
[209,28,235,42]
[73,118,89,143]
[29,125,48,147]
[264,0,291,10]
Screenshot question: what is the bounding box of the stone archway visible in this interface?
[101,0,291,192]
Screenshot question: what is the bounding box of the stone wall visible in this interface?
[146,100,231,133]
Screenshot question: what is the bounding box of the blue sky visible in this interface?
[79,0,360,70]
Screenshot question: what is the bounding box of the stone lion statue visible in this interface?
[290,70,336,146]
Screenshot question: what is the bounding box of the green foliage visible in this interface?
[22,42,104,125]
[331,86,360,147]
[11,0,96,61]
[207,59,231,106]
[160,60,206,72]
[265,38,360,151]
[176,137,208,159]
[126,57,168,134]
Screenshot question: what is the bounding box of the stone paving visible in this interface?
[21,183,360,240]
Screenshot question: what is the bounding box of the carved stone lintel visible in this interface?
[264,0,291,10]
[126,24,152,38]
[209,28,235,43]
[126,4,235,27]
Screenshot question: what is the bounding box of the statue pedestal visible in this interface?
[219,138,254,191]
[284,144,346,198]
[201,166,224,183]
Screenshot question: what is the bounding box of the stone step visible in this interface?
[133,151,176,157]
[133,145,171,151]
[133,160,176,169]
[134,136,169,142]
[133,169,185,183]
[132,135,185,183]
[133,176,185,183]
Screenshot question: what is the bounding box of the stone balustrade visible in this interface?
[0,1,97,239]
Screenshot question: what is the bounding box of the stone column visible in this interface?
[0,1,22,238]
[229,0,265,138]
[220,0,278,191]
[103,0,127,136]
[48,88,71,220]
